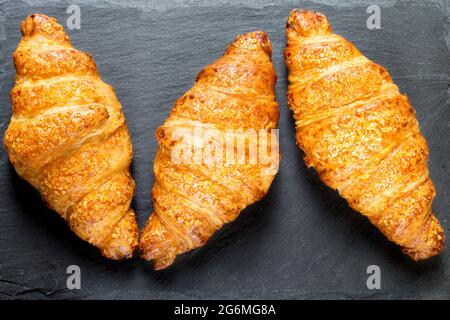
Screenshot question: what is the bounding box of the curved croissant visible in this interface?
[285,9,444,260]
[3,14,139,259]
[140,31,280,270]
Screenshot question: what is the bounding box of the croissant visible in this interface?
[3,14,139,259]
[140,31,280,270]
[285,9,444,260]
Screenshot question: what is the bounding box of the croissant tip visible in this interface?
[140,250,175,271]
[230,30,272,56]
[404,245,445,261]
[100,242,138,260]
[402,218,445,261]
[20,13,70,43]
[21,14,51,34]
[153,261,172,271]
[286,8,332,37]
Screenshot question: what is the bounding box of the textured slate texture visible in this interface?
[0,0,449,299]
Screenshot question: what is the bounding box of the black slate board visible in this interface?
[0,0,449,299]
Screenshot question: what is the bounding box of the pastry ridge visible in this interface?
[140,31,280,270]
[3,14,139,259]
[285,9,444,260]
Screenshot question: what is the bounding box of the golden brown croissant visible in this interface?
[3,14,139,259]
[285,9,444,260]
[140,31,280,270]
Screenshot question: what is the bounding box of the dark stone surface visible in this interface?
[0,0,448,299]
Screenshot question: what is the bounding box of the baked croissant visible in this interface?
[140,31,280,270]
[285,9,444,260]
[3,14,139,259]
